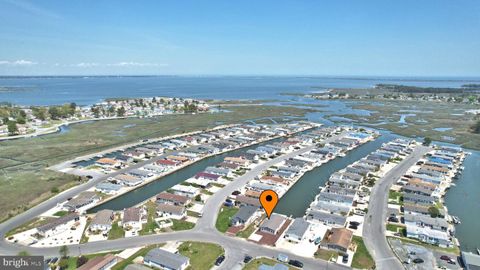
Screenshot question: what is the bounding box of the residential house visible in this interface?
[96,158,121,169]
[305,210,346,227]
[122,207,144,231]
[115,174,143,186]
[284,218,311,243]
[89,209,114,233]
[64,191,99,212]
[36,213,80,238]
[204,166,232,177]
[170,185,199,198]
[143,248,189,270]
[77,254,118,270]
[259,214,287,235]
[230,205,258,226]
[156,203,186,219]
[156,192,191,206]
[321,228,353,255]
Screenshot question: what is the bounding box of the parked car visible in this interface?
[413,258,424,264]
[388,217,399,223]
[243,255,252,263]
[342,254,349,263]
[440,255,451,261]
[215,255,225,266]
[288,259,304,268]
[277,253,289,263]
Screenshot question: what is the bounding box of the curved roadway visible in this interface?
[362,145,430,270]
[0,134,350,270]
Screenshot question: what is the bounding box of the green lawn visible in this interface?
[111,244,164,270]
[215,206,239,233]
[314,248,338,261]
[352,236,375,269]
[243,258,293,270]
[0,105,313,222]
[108,221,125,240]
[171,219,195,231]
[236,222,256,238]
[389,236,460,255]
[64,251,121,270]
[139,201,159,235]
[386,224,406,236]
[178,242,224,270]
[53,210,68,217]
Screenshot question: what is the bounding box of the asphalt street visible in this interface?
[362,145,430,270]
[0,131,352,270]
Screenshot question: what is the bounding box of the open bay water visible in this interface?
[1,75,479,251]
[1,76,480,105]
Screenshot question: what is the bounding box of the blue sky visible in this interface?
[0,0,479,76]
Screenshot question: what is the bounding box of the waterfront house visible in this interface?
[95,182,122,195]
[204,166,232,177]
[195,172,221,181]
[142,164,166,174]
[167,155,190,163]
[230,205,258,226]
[403,193,436,206]
[156,203,186,219]
[156,159,181,168]
[305,210,346,227]
[246,149,269,159]
[128,169,153,179]
[321,228,353,255]
[37,213,80,238]
[224,156,250,166]
[259,175,290,187]
[170,185,199,198]
[89,209,114,233]
[406,223,451,247]
[284,218,311,243]
[217,162,240,170]
[234,195,262,207]
[316,192,354,207]
[122,207,145,231]
[269,170,296,180]
[403,184,436,197]
[259,214,287,235]
[403,203,446,218]
[410,173,443,185]
[144,248,189,270]
[310,201,351,216]
[404,213,449,232]
[64,191,99,212]
[77,254,118,270]
[156,192,191,206]
[323,186,357,197]
[115,174,143,186]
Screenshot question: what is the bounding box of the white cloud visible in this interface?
[68,62,168,68]
[74,62,99,67]
[0,59,38,66]
[110,62,168,67]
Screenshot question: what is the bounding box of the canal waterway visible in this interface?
[89,137,284,212]
[275,131,398,217]
[444,149,480,253]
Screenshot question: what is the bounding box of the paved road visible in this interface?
[0,132,351,270]
[362,145,431,270]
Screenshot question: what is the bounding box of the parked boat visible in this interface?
[452,216,461,224]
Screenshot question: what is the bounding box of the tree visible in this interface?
[428,206,440,218]
[194,194,202,202]
[58,258,69,270]
[117,106,126,117]
[59,245,69,258]
[76,256,88,267]
[48,106,61,120]
[7,121,17,135]
[422,137,432,146]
